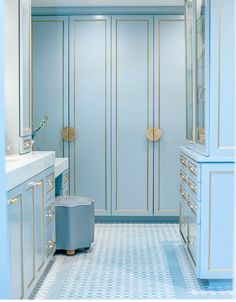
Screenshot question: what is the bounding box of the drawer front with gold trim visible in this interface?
[45,172,55,200]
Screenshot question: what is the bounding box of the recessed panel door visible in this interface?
[7,190,24,299]
[32,16,69,158]
[112,16,154,216]
[22,185,35,295]
[69,16,111,215]
[34,179,44,273]
[154,16,186,215]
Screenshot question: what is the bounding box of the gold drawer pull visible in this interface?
[46,210,55,218]
[180,156,187,167]
[188,162,197,176]
[47,240,56,249]
[47,180,54,187]
[8,198,18,205]
[29,181,43,187]
[64,175,69,182]
[188,202,197,211]
[179,187,187,200]
[188,180,197,193]
[180,171,188,183]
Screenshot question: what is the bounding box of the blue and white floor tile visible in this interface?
[31,224,233,300]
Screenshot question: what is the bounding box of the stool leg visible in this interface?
[66,250,75,256]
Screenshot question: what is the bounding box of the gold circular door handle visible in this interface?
[146,128,161,142]
[61,127,77,142]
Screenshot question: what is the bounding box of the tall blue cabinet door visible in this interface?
[7,187,24,299]
[22,184,35,294]
[32,16,69,158]
[69,16,111,215]
[210,0,235,156]
[154,16,185,215]
[112,16,154,216]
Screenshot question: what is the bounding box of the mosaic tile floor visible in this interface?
[31,224,233,300]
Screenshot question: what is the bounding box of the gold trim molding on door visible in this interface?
[146,127,161,142]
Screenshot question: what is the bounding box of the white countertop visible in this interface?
[55,158,68,178]
[180,146,234,163]
[5,151,55,191]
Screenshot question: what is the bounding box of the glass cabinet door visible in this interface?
[195,0,206,144]
[185,0,194,142]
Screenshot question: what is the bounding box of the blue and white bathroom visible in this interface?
[0,0,235,300]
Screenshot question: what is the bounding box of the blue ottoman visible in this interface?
[55,196,94,256]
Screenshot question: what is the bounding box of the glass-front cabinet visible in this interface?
[185,0,207,151]
[195,0,206,145]
[185,0,194,142]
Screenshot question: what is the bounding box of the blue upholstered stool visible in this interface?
[55,196,94,256]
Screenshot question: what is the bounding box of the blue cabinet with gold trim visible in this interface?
[7,166,55,299]
[185,0,235,157]
[32,14,186,217]
[179,147,234,280]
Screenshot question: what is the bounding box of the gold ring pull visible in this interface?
[146,128,161,142]
[61,127,77,142]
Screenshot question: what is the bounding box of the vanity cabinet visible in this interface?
[7,166,55,299]
[8,185,24,299]
[184,0,235,156]
[179,147,234,280]
[55,169,69,197]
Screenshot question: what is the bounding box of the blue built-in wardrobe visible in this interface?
[32,9,186,218]
[179,0,234,284]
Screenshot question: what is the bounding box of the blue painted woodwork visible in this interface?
[32,6,185,16]
[200,163,234,279]
[111,15,154,216]
[6,166,55,299]
[209,0,235,156]
[34,175,44,274]
[55,169,69,196]
[69,16,111,215]
[32,16,69,158]
[179,147,234,280]
[154,16,186,215]
[7,184,24,299]
[32,13,186,217]
[22,184,35,295]
[185,0,235,156]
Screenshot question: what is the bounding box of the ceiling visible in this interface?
[32,0,184,7]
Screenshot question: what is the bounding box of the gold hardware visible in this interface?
[180,155,187,166]
[188,162,197,175]
[146,128,161,142]
[29,181,43,187]
[23,127,30,131]
[8,198,18,205]
[179,186,187,201]
[64,175,69,182]
[180,170,188,183]
[188,179,197,194]
[61,127,77,142]
[48,240,56,249]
